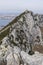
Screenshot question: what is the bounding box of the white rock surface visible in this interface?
[6,52,20,65]
[6,46,21,65]
[13,46,21,57]
[0,45,21,65]
[21,51,43,65]
[31,25,42,44]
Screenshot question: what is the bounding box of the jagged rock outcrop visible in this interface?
[8,10,42,52]
[33,14,43,27]
[0,10,43,65]
[0,44,21,65]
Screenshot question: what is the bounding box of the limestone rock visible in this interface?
[13,46,21,57]
[6,46,21,65]
[21,51,43,65]
[6,52,20,65]
[0,10,43,65]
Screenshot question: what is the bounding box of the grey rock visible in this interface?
[0,58,7,65]
[6,52,20,65]
[20,51,43,65]
[0,10,43,65]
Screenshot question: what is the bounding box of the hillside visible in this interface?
[0,10,43,41]
[0,10,43,65]
[0,10,43,52]
[0,11,27,41]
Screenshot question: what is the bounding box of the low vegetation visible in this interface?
[0,11,27,41]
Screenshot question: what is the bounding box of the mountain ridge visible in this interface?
[0,10,43,65]
[0,10,33,41]
[0,10,43,41]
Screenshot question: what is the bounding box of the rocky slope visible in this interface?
[0,10,43,65]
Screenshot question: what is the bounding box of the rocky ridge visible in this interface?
[0,10,43,65]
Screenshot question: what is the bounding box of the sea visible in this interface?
[0,17,14,30]
[0,12,20,30]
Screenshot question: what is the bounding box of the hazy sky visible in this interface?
[0,0,43,13]
[0,0,43,26]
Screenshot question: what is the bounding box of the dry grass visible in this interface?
[33,44,43,53]
[40,27,43,34]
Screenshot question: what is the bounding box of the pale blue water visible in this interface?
[0,19,11,26]
[0,12,20,27]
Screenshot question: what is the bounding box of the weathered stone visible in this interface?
[21,51,43,65]
[0,10,43,65]
[0,58,7,65]
[6,52,20,65]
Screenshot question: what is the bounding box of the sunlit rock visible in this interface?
[21,51,43,65]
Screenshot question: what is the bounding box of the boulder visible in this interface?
[6,52,20,65]
[21,51,43,65]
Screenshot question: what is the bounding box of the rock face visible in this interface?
[21,51,43,65]
[0,45,21,65]
[0,44,43,65]
[6,52,20,65]
[33,14,43,27]
[31,25,42,45]
[0,10,43,65]
[8,10,42,52]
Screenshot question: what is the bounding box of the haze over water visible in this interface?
[0,0,43,27]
